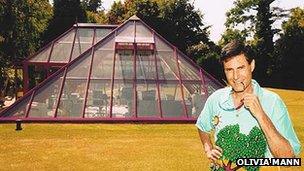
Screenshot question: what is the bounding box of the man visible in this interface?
[196,40,301,164]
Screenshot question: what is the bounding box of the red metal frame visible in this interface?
[25,91,36,118]
[22,25,120,94]
[82,28,97,118]
[0,23,118,118]
[72,78,200,84]
[47,41,55,63]
[1,16,223,122]
[26,27,75,62]
[53,27,78,118]
[199,69,209,96]
[139,18,223,88]
[133,20,137,118]
[174,47,188,118]
[0,116,196,123]
[157,53,181,80]
[109,33,118,118]
[152,31,163,118]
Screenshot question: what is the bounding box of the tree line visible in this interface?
[0,0,303,100]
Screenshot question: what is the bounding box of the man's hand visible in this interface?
[242,93,265,119]
[205,145,223,162]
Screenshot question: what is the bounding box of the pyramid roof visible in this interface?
[0,16,223,122]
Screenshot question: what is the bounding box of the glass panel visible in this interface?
[178,53,200,80]
[71,28,94,61]
[183,83,207,118]
[155,35,171,51]
[159,83,184,117]
[95,28,113,43]
[115,22,134,42]
[137,83,159,117]
[66,51,92,78]
[57,80,87,118]
[135,21,153,43]
[57,53,91,117]
[91,50,114,79]
[203,73,222,95]
[50,29,76,63]
[112,82,133,118]
[115,50,133,79]
[29,47,51,62]
[157,51,178,80]
[85,80,111,118]
[96,34,115,50]
[2,95,31,117]
[28,72,64,117]
[136,51,156,80]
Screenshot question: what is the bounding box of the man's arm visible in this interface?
[243,93,295,157]
[256,113,294,157]
[197,129,222,161]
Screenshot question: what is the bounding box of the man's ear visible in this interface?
[250,59,255,72]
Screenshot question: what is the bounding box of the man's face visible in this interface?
[223,54,255,93]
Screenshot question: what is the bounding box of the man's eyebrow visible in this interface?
[224,67,233,70]
[237,65,245,69]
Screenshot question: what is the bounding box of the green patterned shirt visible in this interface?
[196,79,301,157]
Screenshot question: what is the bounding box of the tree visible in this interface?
[272,7,304,90]
[82,0,103,12]
[215,124,267,171]
[158,0,210,55]
[106,1,126,24]
[224,0,284,83]
[82,0,106,24]
[219,29,247,47]
[42,0,87,45]
[0,0,52,98]
[86,11,107,24]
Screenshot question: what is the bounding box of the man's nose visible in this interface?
[233,70,239,80]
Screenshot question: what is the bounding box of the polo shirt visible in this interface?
[196,79,301,158]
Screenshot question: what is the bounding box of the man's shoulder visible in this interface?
[260,87,282,101]
[207,87,230,101]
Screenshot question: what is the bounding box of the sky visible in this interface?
[101,0,304,42]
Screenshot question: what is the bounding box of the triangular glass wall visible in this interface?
[0,15,223,122]
[23,23,117,92]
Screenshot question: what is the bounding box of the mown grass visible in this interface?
[0,88,303,171]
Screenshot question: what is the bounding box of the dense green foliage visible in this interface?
[82,0,102,12]
[215,124,267,171]
[42,0,87,45]
[0,0,52,97]
[272,8,304,89]
[222,0,303,89]
[223,0,277,83]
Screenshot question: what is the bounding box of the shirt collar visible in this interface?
[219,79,262,110]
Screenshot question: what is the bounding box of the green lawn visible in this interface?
[0,88,303,170]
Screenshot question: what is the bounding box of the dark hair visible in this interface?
[220,40,254,63]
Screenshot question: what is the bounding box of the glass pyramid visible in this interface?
[0,15,223,122]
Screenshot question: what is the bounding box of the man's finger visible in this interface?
[208,155,217,162]
[214,146,223,153]
[211,150,222,159]
[212,150,222,158]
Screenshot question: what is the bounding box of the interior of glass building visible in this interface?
[0,15,223,122]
